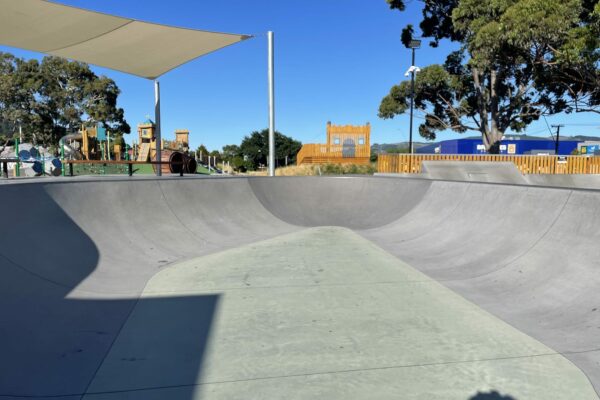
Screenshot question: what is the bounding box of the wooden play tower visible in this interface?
[297,122,371,165]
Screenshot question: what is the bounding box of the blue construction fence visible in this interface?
[417,138,582,155]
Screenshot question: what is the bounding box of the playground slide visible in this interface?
[59,133,83,159]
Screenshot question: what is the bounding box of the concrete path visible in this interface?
[1,176,599,399]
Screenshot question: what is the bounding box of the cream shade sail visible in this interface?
[0,0,251,79]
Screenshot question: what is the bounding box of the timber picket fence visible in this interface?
[377,154,600,175]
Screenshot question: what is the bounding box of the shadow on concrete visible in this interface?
[0,184,217,399]
[469,390,517,400]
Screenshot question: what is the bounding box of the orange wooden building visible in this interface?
[297,122,371,165]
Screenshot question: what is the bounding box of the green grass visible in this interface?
[69,161,212,176]
[71,163,129,176]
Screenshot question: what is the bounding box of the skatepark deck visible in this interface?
[1,176,599,399]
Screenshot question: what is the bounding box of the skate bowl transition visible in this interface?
[1,176,599,399]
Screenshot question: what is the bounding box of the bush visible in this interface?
[320,163,375,175]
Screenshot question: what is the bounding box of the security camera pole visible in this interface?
[407,39,421,172]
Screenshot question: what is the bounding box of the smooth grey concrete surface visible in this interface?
[84,228,596,399]
[1,175,599,399]
[377,161,600,190]
[420,161,527,184]
[248,176,431,229]
[360,179,600,394]
[525,173,600,189]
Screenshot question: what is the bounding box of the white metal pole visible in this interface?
[107,131,111,160]
[154,80,162,176]
[267,31,275,177]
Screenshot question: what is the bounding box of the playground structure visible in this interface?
[60,123,122,161]
[297,122,371,165]
[0,121,198,178]
[135,120,196,174]
[0,141,62,178]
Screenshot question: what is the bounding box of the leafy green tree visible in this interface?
[230,156,252,172]
[209,149,221,163]
[380,0,600,153]
[0,53,40,141]
[195,144,209,157]
[221,144,241,162]
[0,52,130,146]
[551,1,600,114]
[239,129,302,170]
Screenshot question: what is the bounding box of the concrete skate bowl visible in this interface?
[1,176,599,399]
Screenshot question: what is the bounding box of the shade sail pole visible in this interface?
[267,31,275,177]
[154,80,162,177]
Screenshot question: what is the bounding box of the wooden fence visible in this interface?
[377,154,600,175]
[297,143,371,165]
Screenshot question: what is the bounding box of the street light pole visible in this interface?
[409,46,416,156]
[267,31,275,177]
[154,80,162,177]
[406,39,421,173]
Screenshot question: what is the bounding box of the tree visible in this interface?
[195,144,210,163]
[379,0,600,153]
[0,53,40,141]
[195,144,208,156]
[239,129,302,170]
[209,149,221,163]
[0,52,130,146]
[221,144,241,162]
[550,1,600,114]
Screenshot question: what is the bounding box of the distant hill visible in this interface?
[371,142,430,154]
[564,135,600,141]
[463,134,556,141]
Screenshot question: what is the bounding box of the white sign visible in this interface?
[500,145,507,151]
[476,144,485,150]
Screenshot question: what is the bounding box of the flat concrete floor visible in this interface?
[84,227,596,399]
[1,176,599,399]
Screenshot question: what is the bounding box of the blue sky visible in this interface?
[1,0,599,150]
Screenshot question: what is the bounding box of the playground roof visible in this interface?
[0,0,251,79]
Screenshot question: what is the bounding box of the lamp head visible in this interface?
[408,39,422,49]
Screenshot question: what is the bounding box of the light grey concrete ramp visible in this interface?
[360,179,600,394]
[420,161,527,184]
[525,173,600,190]
[1,176,599,399]
[0,178,299,399]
